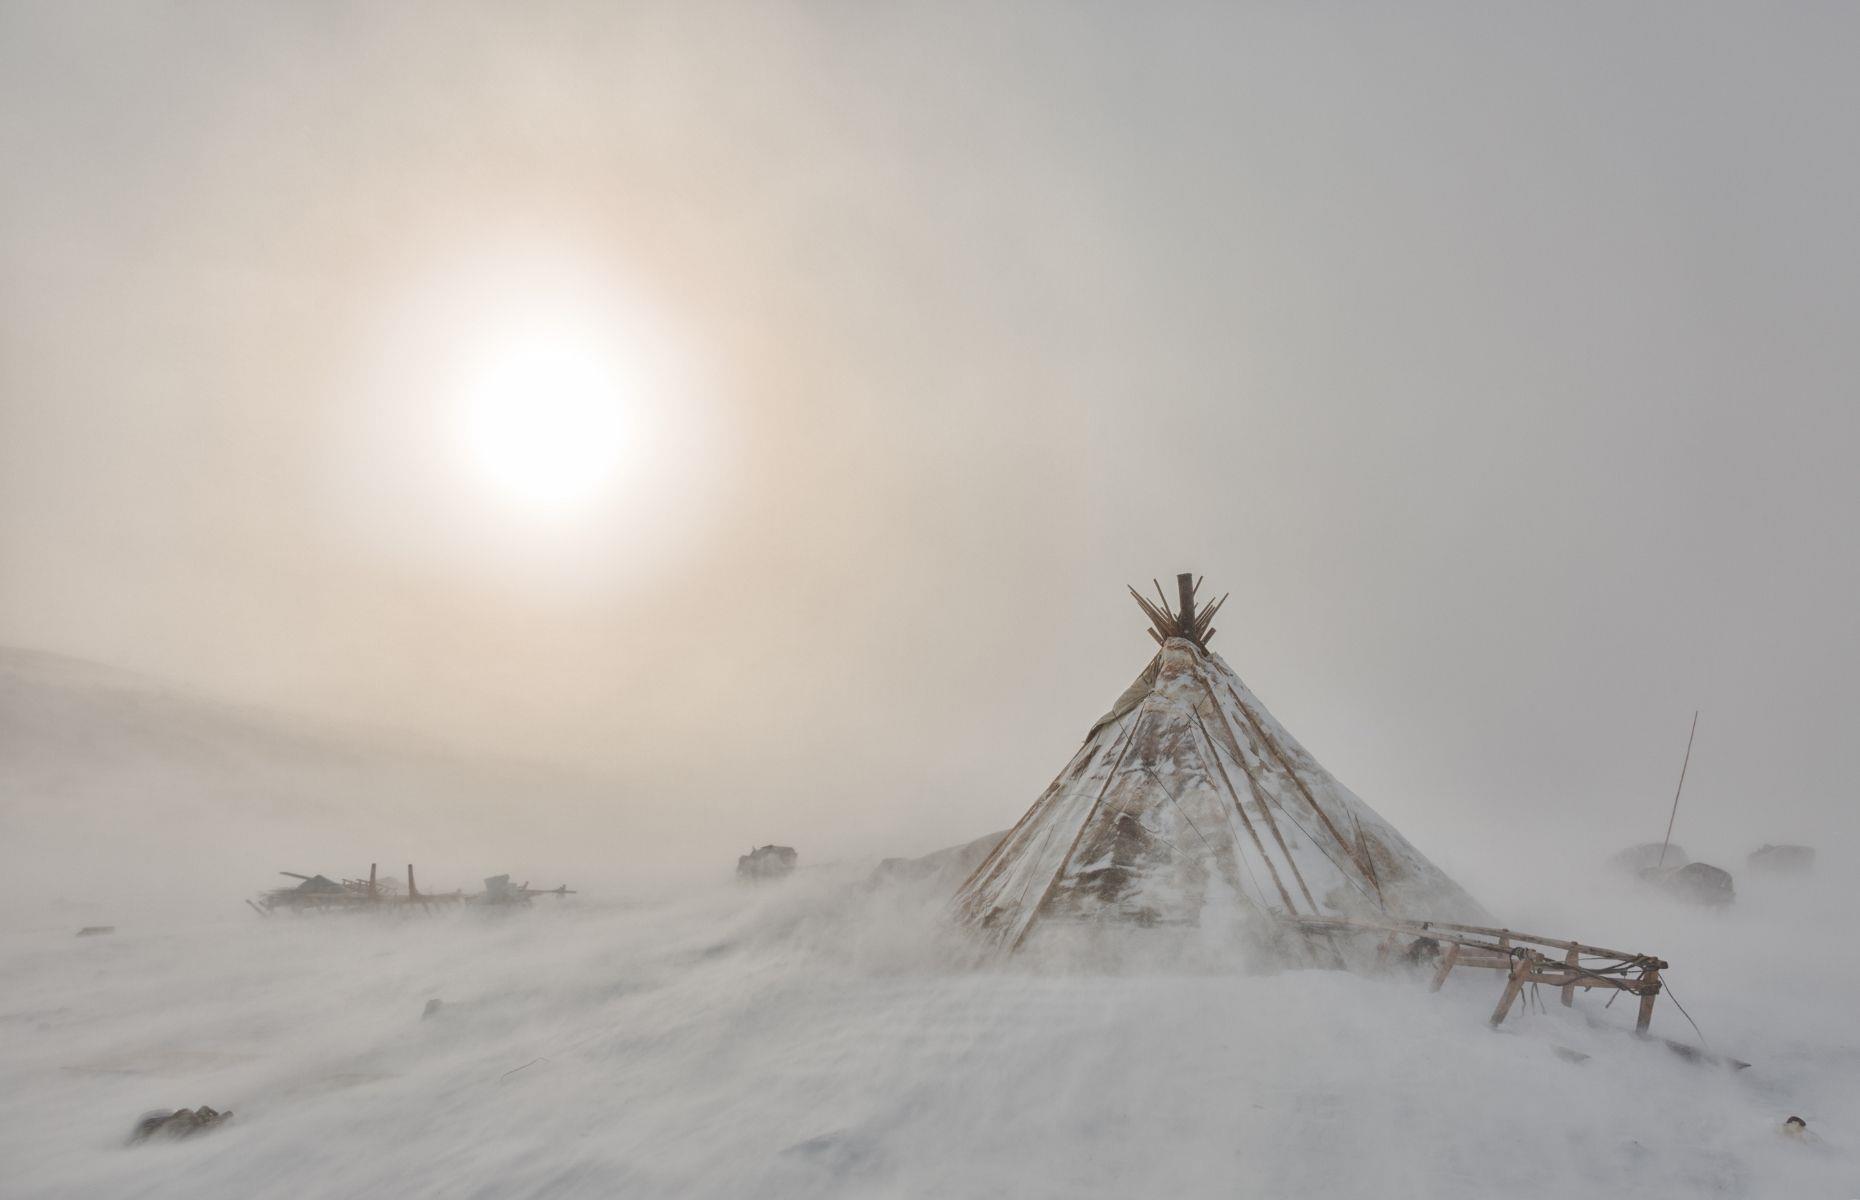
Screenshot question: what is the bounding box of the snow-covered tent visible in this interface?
[952,574,1486,955]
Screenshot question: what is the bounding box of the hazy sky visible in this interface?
[4,1,1856,868]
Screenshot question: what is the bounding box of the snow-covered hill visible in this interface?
[2,865,1856,1199]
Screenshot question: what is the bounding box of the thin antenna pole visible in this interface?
[1656,711,1699,869]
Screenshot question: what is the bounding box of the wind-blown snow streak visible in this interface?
[4,868,1855,1200]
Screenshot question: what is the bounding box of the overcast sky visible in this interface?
[4,1,1856,873]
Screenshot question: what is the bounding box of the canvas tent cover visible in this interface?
[953,635,1486,953]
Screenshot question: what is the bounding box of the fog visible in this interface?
[2,3,1858,1196]
[4,1,1856,873]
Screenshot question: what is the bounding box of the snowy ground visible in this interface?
[2,864,1854,1199]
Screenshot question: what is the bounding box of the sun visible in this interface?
[463,333,632,511]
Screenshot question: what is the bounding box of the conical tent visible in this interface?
[952,574,1485,954]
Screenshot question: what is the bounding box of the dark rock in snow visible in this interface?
[1640,861,1734,907]
[423,998,444,1019]
[1747,844,1815,876]
[129,1106,232,1144]
[1609,843,1687,875]
[75,926,115,937]
[780,1128,880,1176]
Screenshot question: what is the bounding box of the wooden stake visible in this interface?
[1636,965,1661,1033]
[1429,941,1461,992]
[1490,952,1534,1026]
[1129,587,1176,638]
[1353,813,1388,911]
[1194,594,1228,638]
[1562,946,1579,1007]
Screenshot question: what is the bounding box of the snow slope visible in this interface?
[2,865,1856,1200]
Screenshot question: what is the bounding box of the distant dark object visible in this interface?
[254,863,568,915]
[129,1106,231,1144]
[1639,861,1734,907]
[1610,843,1688,875]
[423,998,444,1019]
[76,926,115,937]
[780,1127,879,1175]
[473,874,576,905]
[259,870,371,912]
[1402,936,1440,967]
[285,872,345,894]
[479,875,523,905]
[737,845,797,881]
[1661,1038,1750,1069]
[1748,844,1815,876]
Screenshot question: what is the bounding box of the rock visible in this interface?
[736,845,797,881]
[780,1128,880,1174]
[76,926,115,937]
[1747,844,1815,876]
[423,998,444,1019]
[128,1106,232,1144]
[1639,860,1734,907]
[1609,843,1687,875]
